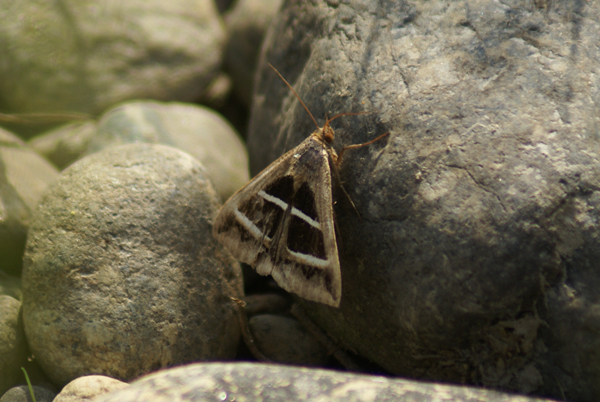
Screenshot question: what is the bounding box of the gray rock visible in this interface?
[93,362,555,402]
[243,293,291,315]
[22,143,243,386]
[0,385,56,402]
[54,375,129,402]
[0,296,28,396]
[249,314,329,366]
[249,1,600,401]
[0,127,59,276]
[0,0,225,117]
[224,0,283,105]
[86,101,249,201]
[27,121,98,170]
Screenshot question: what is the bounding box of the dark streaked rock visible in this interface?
[248,1,600,400]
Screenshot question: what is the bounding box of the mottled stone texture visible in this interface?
[22,144,243,386]
[248,1,600,400]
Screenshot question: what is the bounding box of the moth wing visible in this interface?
[212,144,297,266]
[256,137,341,307]
[213,136,341,307]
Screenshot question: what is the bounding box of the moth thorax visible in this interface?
[322,125,335,143]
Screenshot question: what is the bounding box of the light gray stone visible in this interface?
[93,362,555,402]
[0,0,225,117]
[0,127,59,276]
[22,143,243,386]
[0,385,56,402]
[249,1,600,401]
[54,375,129,402]
[86,101,249,201]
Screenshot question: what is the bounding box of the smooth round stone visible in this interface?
[0,295,28,396]
[249,314,329,366]
[22,143,243,386]
[53,375,128,402]
[0,127,59,276]
[0,0,225,117]
[243,294,291,315]
[86,101,249,201]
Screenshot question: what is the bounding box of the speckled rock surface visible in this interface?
[22,143,243,386]
[93,362,555,402]
[0,127,58,276]
[0,0,225,118]
[85,101,249,201]
[54,375,129,402]
[249,1,600,400]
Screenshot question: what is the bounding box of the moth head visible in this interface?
[321,123,335,144]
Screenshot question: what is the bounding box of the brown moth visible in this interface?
[213,64,388,307]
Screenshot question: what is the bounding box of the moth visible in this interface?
[213,64,388,307]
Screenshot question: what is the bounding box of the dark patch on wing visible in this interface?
[301,264,334,296]
[287,182,326,259]
[237,175,295,245]
[300,264,318,280]
[264,175,295,201]
[293,181,318,222]
[287,217,326,259]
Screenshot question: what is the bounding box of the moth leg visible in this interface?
[230,297,272,362]
[328,153,361,218]
[291,304,360,370]
[331,132,390,217]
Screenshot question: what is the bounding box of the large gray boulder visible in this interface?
[248,1,600,401]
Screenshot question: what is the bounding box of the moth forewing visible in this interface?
[212,133,342,307]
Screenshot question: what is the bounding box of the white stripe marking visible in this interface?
[288,249,330,268]
[234,209,270,242]
[258,190,321,229]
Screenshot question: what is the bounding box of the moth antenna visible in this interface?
[268,63,320,131]
[326,111,372,126]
